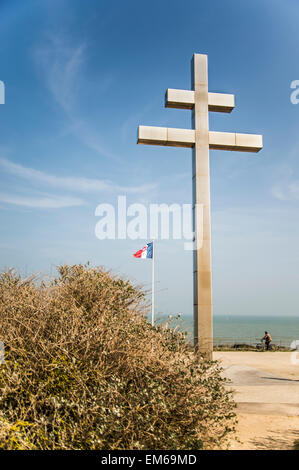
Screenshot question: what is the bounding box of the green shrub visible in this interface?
[0,264,236,449]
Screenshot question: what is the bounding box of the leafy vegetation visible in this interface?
[0,264,236,449]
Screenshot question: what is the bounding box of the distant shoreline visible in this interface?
[153,314,299,348]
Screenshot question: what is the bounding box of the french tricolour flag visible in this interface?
[133,242,153,259]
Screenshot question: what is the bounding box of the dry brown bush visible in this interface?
[0,264,236,449]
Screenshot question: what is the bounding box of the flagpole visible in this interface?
[151,239,155,326]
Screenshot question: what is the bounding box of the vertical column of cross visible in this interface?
[191,53,213,359]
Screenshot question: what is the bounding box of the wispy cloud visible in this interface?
[35,35,86,115]
[270,165,299,201]
[34,33,120,161]
[0,157,156,194]
[0,193,84,209]
[271,180,299,201]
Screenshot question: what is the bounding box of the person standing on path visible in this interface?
[262,331,272,350]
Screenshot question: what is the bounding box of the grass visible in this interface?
[214,345,292,352]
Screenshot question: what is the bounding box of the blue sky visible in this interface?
[0,0,299,317]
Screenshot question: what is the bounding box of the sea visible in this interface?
[155,315,299,348]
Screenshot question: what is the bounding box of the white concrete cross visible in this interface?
[137,53,263,359]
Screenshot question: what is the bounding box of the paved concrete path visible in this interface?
[224,364,299,415]
[214,353,299,449]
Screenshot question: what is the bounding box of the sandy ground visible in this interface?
[214,352,299,450]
